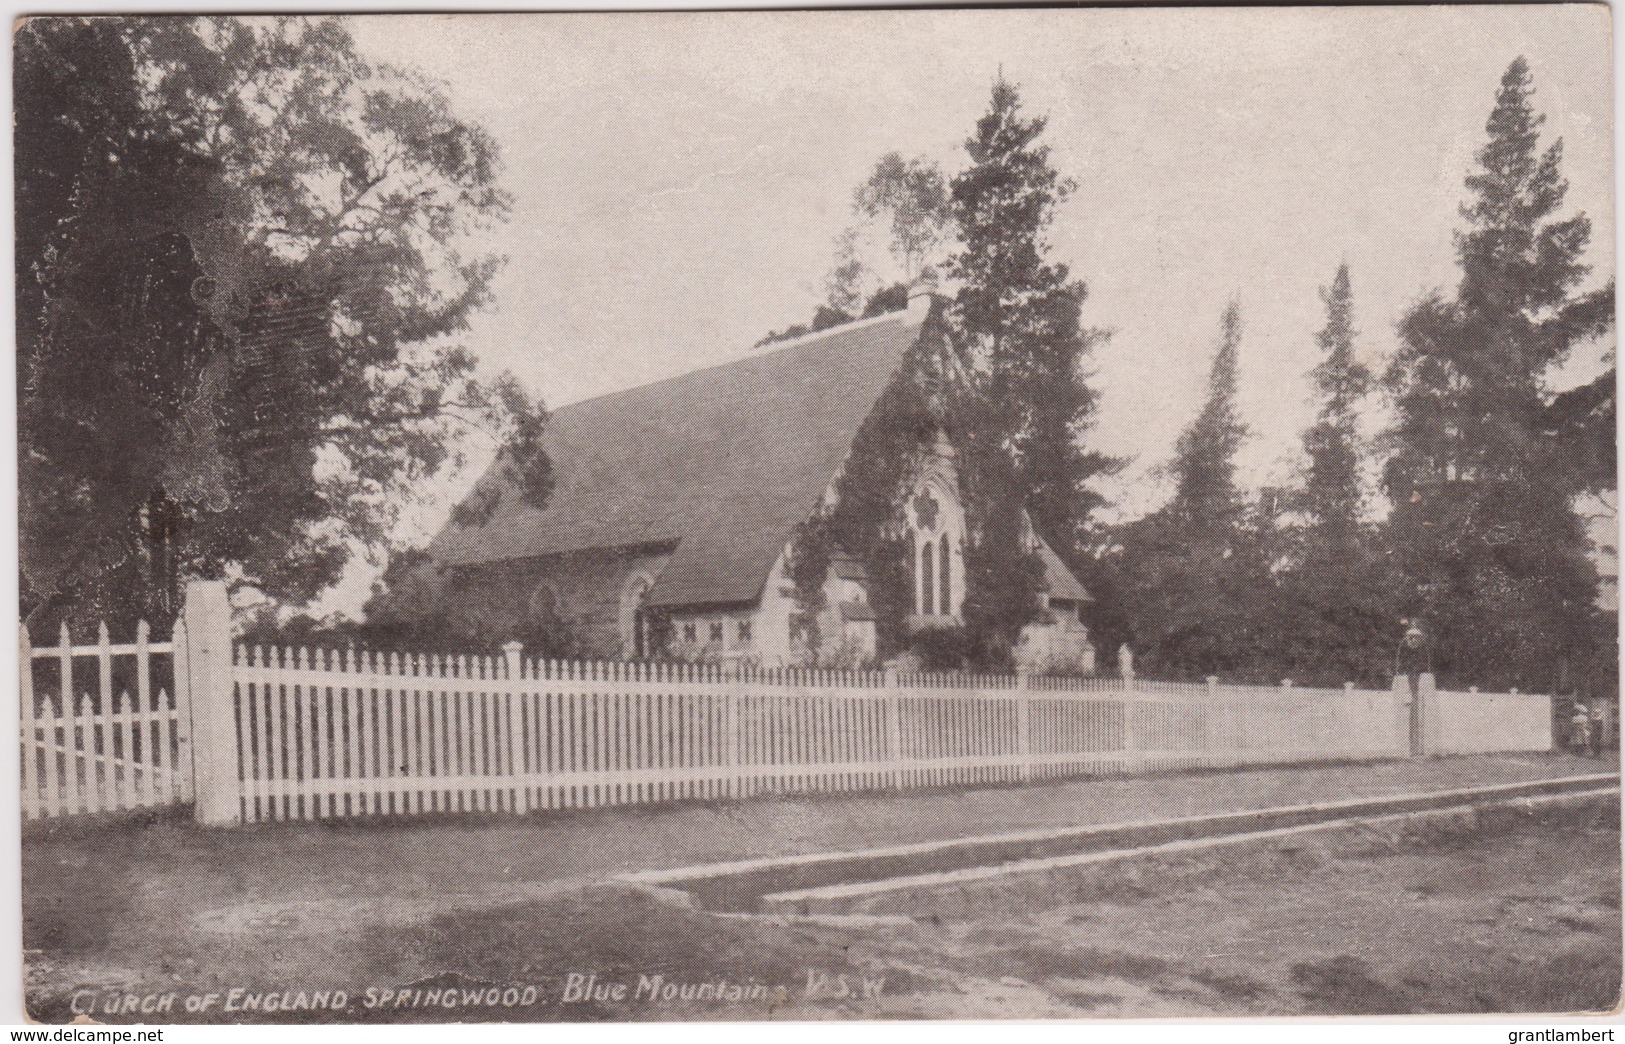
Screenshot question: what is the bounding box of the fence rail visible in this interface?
[21,622,191,820]
[224,641,1412,824]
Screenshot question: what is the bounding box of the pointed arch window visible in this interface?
[921,540,935,616]
[620,572,655,659]
[905,469,965,624]
[530,581,562,624]
[906,531,918,614]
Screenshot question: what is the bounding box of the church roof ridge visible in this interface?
[428,305,930,607]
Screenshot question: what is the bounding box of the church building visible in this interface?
[422,295,1096,669]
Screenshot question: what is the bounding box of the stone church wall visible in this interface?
[444,546,672,658]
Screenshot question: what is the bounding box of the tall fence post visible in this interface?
[1206,676,1228,766]
[1015,667,1033,783]
[182,579,241,826]
[1419,672,1439,755]
[884,664,904,790]
[724,675,742,800]
[1121,686,1143,775]
[21,625,37,820]
[502,641,526,814]
[1118,647,1140,772]
[172,617,194,797]
[1391,674,1413,756]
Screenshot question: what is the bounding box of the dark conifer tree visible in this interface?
[1168,300,1247,533]
[945,76,1110,662]
[1300,264,1368,547]
[1382,57,1613,690]
[1110,302,1276,679]
[1276,265,1396,685]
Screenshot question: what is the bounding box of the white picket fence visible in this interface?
[224,642,1408,824]
[21,622,192,820]
[19,580,1557,827]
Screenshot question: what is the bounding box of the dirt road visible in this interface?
[25,759,1620,1021]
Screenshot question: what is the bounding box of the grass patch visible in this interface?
[1291,942,1623,1016]
[1291,955,1411,1014]
[1054,988,1122,1010]
[1432,941,1622,1015]
[1188,968,1271,1003]
[1007,944,1170,984]
[29,886,917,1024]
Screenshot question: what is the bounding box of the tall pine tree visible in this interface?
[1169,301,1247,532]
[1300,264,1369,547]
[1276,265,1396,685]
[1382,57,1613,690]
[1112,302,1275,679]
[945,76,1110,662]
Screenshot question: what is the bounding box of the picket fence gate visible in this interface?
[21,621,192,820]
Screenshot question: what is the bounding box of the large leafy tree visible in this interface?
[17,16,546,631]
[1381,57,1613,690]
[762,152,952,345]
[826,152,953,311]
[17,19,217,627]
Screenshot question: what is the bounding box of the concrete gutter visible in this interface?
[615,772,1618,908]
[759,785,1619,915]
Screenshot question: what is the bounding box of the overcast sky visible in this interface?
[338,6,1611,562]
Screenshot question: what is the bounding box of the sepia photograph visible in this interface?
[12,6,1620,1024]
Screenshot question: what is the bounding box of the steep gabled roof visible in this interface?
[429,304,930,607]
[1035,535,1093,604]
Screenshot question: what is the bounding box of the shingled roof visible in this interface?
[429,303,932,607]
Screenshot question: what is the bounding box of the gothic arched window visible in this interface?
[619,572,654,658]
[921,540,935,616]
[530,582,562,624]
[905,531,918,615]
[905,470,964,621]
